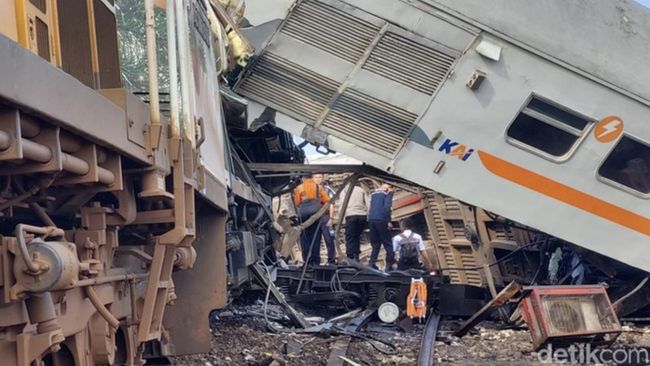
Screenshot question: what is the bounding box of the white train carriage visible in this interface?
[235,0,650,272]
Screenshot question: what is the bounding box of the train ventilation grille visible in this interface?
[363,32,456,95]
[322,89,418,155]
[236,0,461,158]
[281,0,379,64]
[237,53,340,123]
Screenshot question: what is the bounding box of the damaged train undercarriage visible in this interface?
[1,0,650,365]
[210,162,648,365]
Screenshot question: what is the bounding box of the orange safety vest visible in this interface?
[293,179,329,207]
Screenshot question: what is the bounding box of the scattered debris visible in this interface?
[250,262,310,329]
[434,322,549,365]
[326,309,376,366]
[283,338,303,356]
[174,302,650,366]
[270,352,287,366]
[454,281,523,337]
[337,355,363,366]
[174,264,650,366]
[173,307,423,366]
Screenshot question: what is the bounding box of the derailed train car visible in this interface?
[0,0,299,364]
[235,0,650,275]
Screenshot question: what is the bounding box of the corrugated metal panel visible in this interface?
[322,88,418,155]
[426,193,449,244]
[422,191,485,286]
[449,220,465,238]
[237,53,339,122]
[458,247,482,286]
[238,1,458,159]
[459,250,478,266]
[363,32,456,95]
[444,196,461,213]
[488,222,513,241]
[430,193,465,284]
[465,273,483,286]
[281,0,379,64]
[441,247,462,283]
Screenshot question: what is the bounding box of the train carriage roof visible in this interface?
[429,0,650,103]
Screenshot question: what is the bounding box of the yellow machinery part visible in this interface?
[7,0,61,65]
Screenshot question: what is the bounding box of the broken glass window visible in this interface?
[115,0,170,98]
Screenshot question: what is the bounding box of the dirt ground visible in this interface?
[173,309,423,366]
[173,300,650,366]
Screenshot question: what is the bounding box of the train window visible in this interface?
[598,136,650,195]
[506,96,592,160]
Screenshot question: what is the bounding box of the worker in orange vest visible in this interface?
[313,173,336,264]
[293,174,330,265]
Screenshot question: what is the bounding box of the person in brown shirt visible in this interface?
[293,174,330,265]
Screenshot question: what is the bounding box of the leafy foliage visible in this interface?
[116,0,169,94]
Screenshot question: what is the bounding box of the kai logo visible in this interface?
[437,138,475,161]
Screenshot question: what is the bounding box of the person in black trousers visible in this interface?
[314,174,336,264]
[341,185,368,261]
[367,184,394,271]
[293,174,330,265]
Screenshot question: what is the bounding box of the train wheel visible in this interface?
[89,314,116,365]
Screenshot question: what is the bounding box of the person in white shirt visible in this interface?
[392,219,435,271]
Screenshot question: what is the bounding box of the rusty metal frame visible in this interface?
[54,143,100,185]
[0,107,123,190]
[137,134,196,343]
[0,108,23,160]
[0,35,151,164]
[519,285,622,350]
[161,208,228,355]
[454,281,522,337]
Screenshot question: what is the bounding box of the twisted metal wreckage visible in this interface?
[0,0,649,364]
